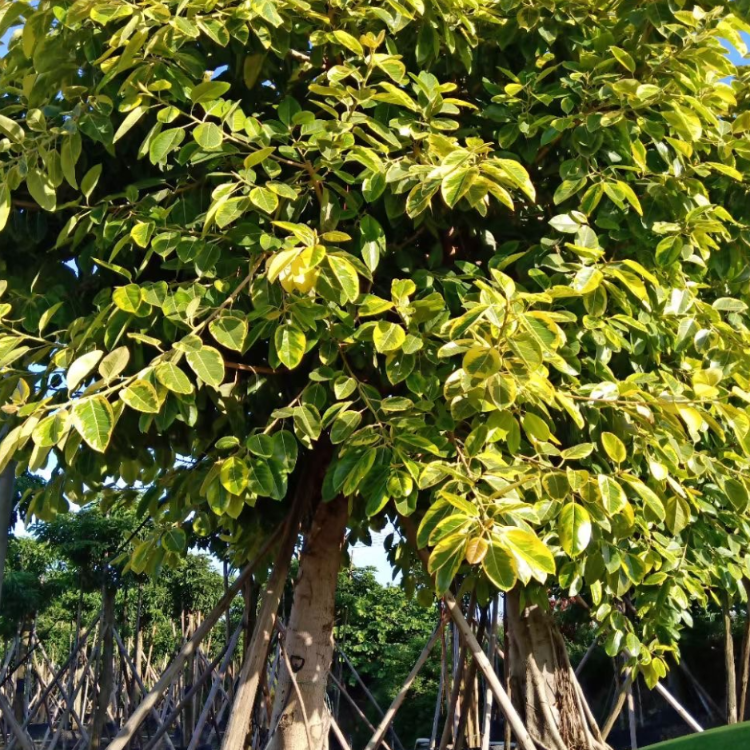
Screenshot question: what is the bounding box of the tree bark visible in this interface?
[267,494,349,750]
[739,583,750,722]
[221,456,317,750]
[91,585,116,750]
[723,592,738,724]
[506,588,606,750]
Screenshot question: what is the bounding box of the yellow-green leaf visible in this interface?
[72,396,114,452]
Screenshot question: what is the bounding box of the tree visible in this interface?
[3,0,750,747]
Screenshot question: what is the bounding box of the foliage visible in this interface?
[2,0,750,689]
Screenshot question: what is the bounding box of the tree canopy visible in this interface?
[2,0,750,692]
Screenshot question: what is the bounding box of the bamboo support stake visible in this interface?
[653,683,703,733]
[113,629,177,750]
[442,593,536,750]
[602,669,633,740]
[328,672,394,750]
[364,621,444,750]
[429,629,447,750]
[481,597,499,750]
[330,714,352,750]
[627,684,637,749]
[141,629,237,750]
[0,692,34,750]
[338,649,407,750]
[107,524,282,750]
[186,622,243,750]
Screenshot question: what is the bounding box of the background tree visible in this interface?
[3,0,750,748]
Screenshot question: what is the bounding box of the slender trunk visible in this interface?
[221,459,316,750]
[506,588,606,750]
[91,586,116,750]
[723,592,738,724]
[267,494,349,750]
[13,619,30,724]
[132,582,143,709]
[739,583,750,722]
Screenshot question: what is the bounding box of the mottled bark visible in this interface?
[267,495,349,750]
[507,588,606,750]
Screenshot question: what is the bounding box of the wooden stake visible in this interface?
[186,622,243,750]
[364,621,444,750]
[107,524,282,750]
[627,683,637,749]
[653,683,703,733]
[221,478,310,750]
[328,672,394,750]
[339,649,407,750]
[723,591,738,724]
[481,597,499,750]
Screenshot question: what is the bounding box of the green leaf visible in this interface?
[220,456,249,495]
[155,362,194,394]
[72,396,114,452]
[601,432,626,463]
[67,350,104,392]
[373,321,406,353]
[441,168,477,208]
[332,29,363,56]
[81,164,102,201]
[26,169,56,212]
[114,106,148,143]
[463,347,500,379]
[275,324,306,369]
[149,128,185,164]
[360,215,385,272]
[483,539,517,591]
[428,532,467,594]
[611,46,635,73]
[331,411,362,444]
[0,185,10,232]
[194,122,224,150]
[190,80,231,103]
[248,460,275,497]
[209,315,248,352]
[162,527,187,553]
[501,528,555,583]
[294,405,321,440]
[113,284,143,314]
[0,114,24,142]
[99,348,131,384]
[249,186,279,214]
[328,255,360,303]
[725,478,749,512]
[186,346,225,387]
[246,433,274,458]
[120,379,160,413]
[32,411,70,448]
[598,474,627,515]
[272,430,298,471]
[664,494,690,534]
[558,503,592,557]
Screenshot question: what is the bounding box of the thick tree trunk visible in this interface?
[267,495,349,750]
[506,588,607,750]
[739,584,750,721]
[91,586,116,750]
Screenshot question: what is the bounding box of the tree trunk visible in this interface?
[267,495,349,750]
[739,583,750,721]
[506,588,606,750]
[91,586,116,750]
[723,592,738,724]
